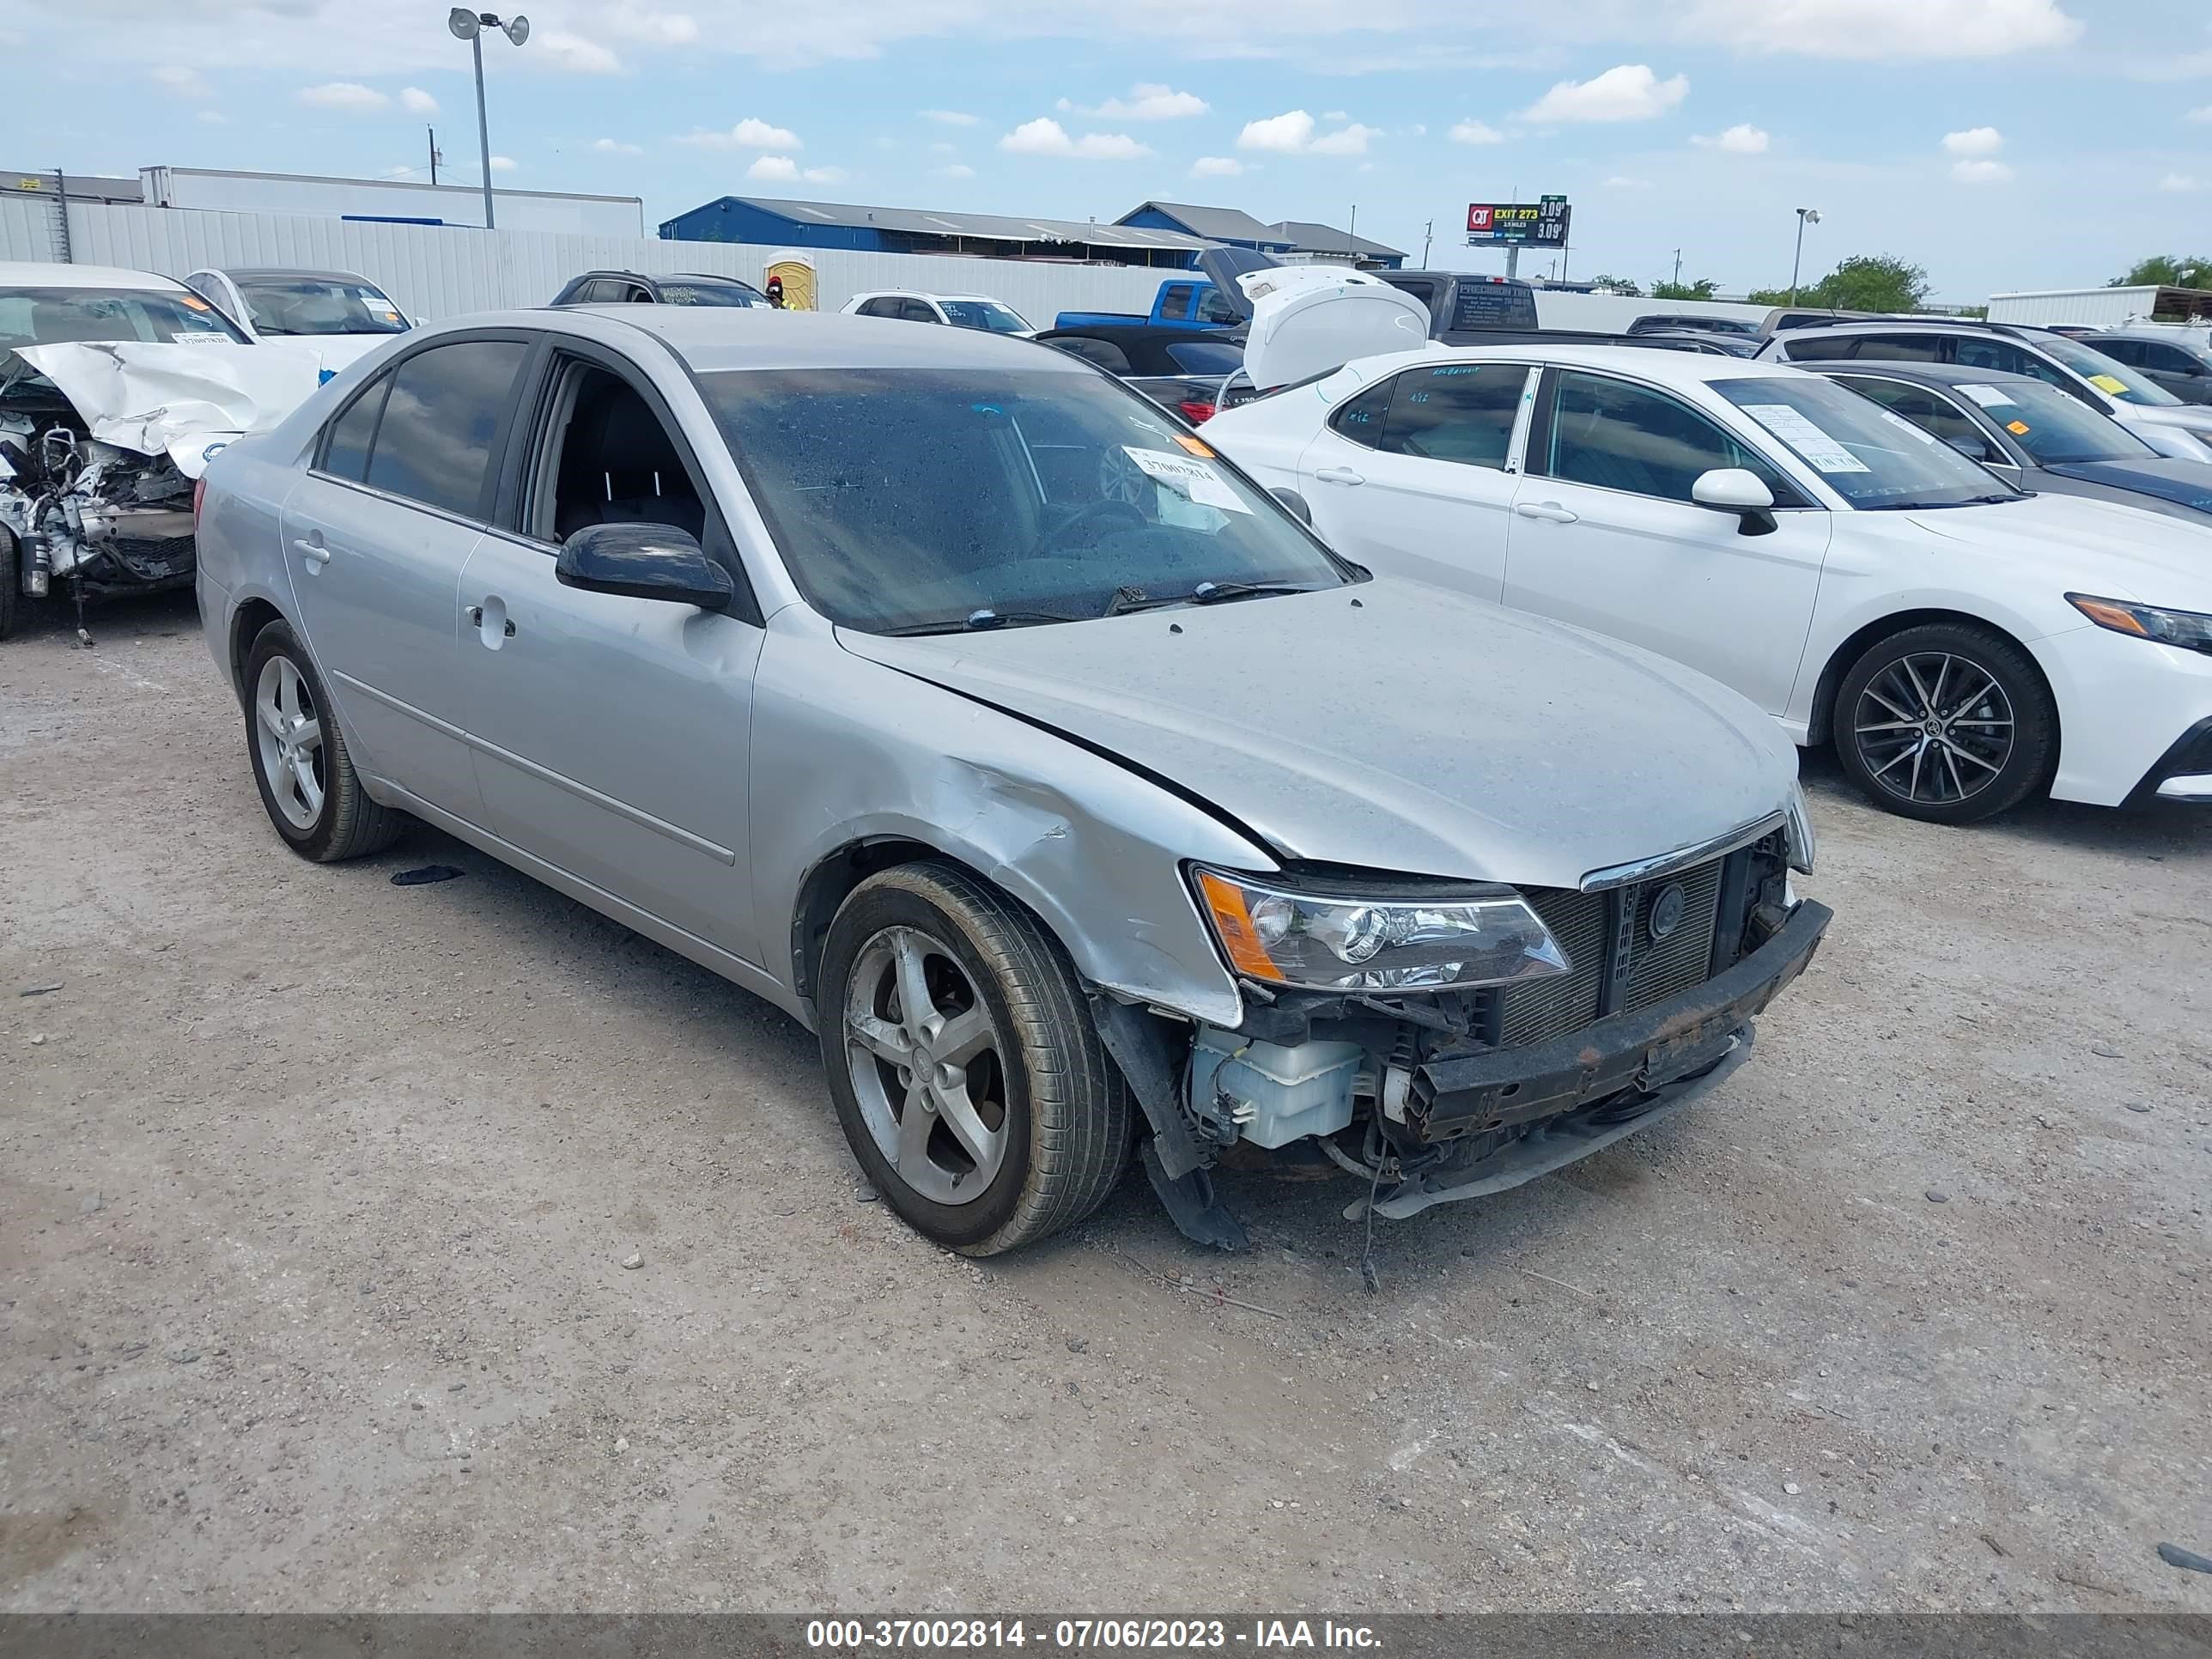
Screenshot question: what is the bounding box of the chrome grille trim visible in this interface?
[1577,810,1787,894]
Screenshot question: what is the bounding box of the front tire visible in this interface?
[0,527,19,642]
[818,861,1134,1255]
[1834,622,2056,824]
[242,619,404,861]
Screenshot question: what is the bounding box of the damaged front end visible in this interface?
[1096,814,1831,1249]
[2,341,324,629]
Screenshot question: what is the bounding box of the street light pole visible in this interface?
[1790,207,1821,305]
[448,9,530,230]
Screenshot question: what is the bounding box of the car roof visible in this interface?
[212,266,379,285]
[1424,342,1801,388]
[1038,322,1244,345]
[1808,362,2045,389]
[516,304,1086,374]
[0,260,188,292]
[854,290,1001,301]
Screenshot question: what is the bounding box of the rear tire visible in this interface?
[818,861,1134,1255]
[242,620,404,861]
[0,527,19,642]
[1834,622,2055,824]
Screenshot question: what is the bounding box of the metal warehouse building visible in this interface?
[658,196,1214,268]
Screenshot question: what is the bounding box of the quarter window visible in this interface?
[362,340,528,520]
[319,380,388,483]
[1327,379,1395,447]
[1540,371,1794,504]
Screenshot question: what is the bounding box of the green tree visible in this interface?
[2111,254,2212,289]
[1650,276,1719,301]
[1746,252,1930,313]
[1589,274,1644,296]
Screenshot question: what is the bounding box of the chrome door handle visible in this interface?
[291,538,331,566]
[1515,501,1579,524]
[1313,466,1364,486]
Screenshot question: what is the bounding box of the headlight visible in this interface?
[1784,783,1817,876]
[2068,593,2212,654]
[1192,868,1571,993]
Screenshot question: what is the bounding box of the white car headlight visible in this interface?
[1784,783,1817,876]
[1192,868,1571,993]
[2069,593,2212,655]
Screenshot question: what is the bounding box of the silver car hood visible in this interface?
[838,579,1797,889]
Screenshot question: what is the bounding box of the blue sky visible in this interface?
[8,0,2211,302]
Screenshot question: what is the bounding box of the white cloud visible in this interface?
[592,137,644,154]
[296,82,388,112]
[1308,122,1381,155]
[1602,175,1652,189]
[1677,0,2080,58]
[803,165,845,182]
[489,155,518,173]
[1449,119,1504,145]
[399,87,437,114]
[922,109,981,126]
[1322,109,1349,121]
[1191,155,1245,178]
[998,118,1151,159]
[933,164,976,179]
[679,118,804,149]
[1942,125,2003,156]
[1950,159,2013,184]
[1236,109,1378,155]
[2191,106,2212,124]
[2159,173,2199,192]
[1692,122,1769,154]
[747,155,801,181]
[537,31,624,73]
[599,4,700,43]
[152,64,211,99]
[1522,64,1686,124]
[1239,110,1316,151]
[1059,83,1208,120]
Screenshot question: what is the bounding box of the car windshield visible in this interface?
[1165,339,1246,375]
[0,285,250,348]
[1716,375,2019,509]
[939,301,1031,334]
[658,280,768,307]
[2033,333,2182,406]
[702,366,1348,633]
[1948,380,2155,465]
[237,277,408,337]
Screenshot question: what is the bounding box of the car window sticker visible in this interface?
[1738,404,1873,473]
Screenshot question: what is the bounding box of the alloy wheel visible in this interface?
[255,654,326,830]
[842,926,1012,1206]
[1851,651,2014,808]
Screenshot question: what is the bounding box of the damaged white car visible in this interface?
[0,262,324,640]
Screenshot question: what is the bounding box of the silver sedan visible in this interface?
[196,307,1828,1255]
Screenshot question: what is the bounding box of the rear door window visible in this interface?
[1158,286,1195,323]
[1376,362,1529,469]
[363,340,530,520]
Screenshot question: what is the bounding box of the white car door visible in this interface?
[1294,360,1537,604]
[1504,367,1832,717]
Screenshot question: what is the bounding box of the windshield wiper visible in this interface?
[877,607,1085,636]
[1102,580,1323,617]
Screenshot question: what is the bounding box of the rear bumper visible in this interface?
[1410,897,1832,1141]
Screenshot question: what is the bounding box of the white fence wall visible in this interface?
[3,200,1181,326]
[1986,288,2154,328]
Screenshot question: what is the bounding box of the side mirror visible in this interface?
[1270,487,1314,526]
[1692,467,1778,537]
[556,522,733,611]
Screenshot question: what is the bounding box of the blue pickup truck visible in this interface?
[1054,276,1243,331]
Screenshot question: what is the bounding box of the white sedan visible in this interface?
[1206,343,2212,823]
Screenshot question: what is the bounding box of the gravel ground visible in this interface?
[3,590,2209,1614]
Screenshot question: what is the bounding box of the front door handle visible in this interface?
[291,537,331,567]
[1313,466,1365,486]
[1515,501,1580,524]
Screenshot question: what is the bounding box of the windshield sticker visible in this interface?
[179,294,212,311]
[1741,404,1871,473]
[1875,408,1940,446]
[1123,446,1252,513]
[1956,383,2018,410]
[2007,419,2032,435]
[2088,374,2130,396]
[1172,434,1216,459]
[170,331,233,343]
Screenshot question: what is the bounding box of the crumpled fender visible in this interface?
[14,341,326,463]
